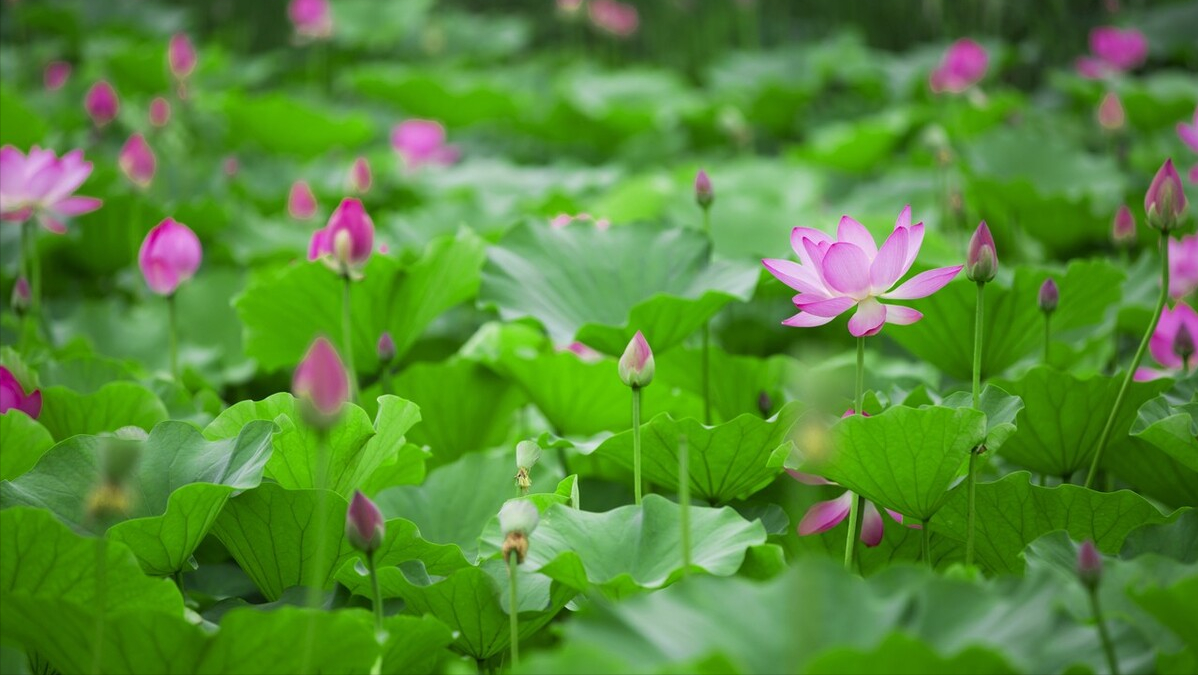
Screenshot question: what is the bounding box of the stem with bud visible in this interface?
[966,280,985,567]
[168,293,179,380]
[367,550,384,640]
[1088,589,1120,675]
[701,207,713,426]
[341,276,359,404]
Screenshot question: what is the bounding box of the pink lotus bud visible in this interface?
[377,332,395,362]
[149,97,172,127]
[391,119,459,169]
[1145,159,1187,231]
[138,218,202,296]
[1039,278,1059,315]
[44,61,71,91]
[222,155,239,177]
[293,336,349,424]
[85,80,119,127]
[0,366,42,419]
[588,0,639,38]
[307,198,375,275]
[929,38,988,94]
[119,133,156,189]
[965,221,998,283]
[345,490,386,553]
[289,0,333,39]
[695,169,714,209]
[1077,540,1102,589]
[1112,205,1136,245]
[349,157,372,194]
[1097,92,1125,131]
[1175,322,1195,364]
[288,180,317,220]
[1089,26,1147,72]
[618,330,654,388]
[11,277,30,315]
[168,33,197,81]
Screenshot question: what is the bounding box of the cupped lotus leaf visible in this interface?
[0,411,54,480]
[594,402,803,504]
[479,221,758,355]
[938,384,1024,453]
[37,381,169,441]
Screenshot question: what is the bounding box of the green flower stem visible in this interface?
[92,535,107,675]
[966,281,985,568]
[379,363,393,397]
[844,336,866,571]
[1044,313,1052,364]
[367,551,384,640]
[679,435,691,575]
[18,221,33,348]
[855,336,865,413]
[1088,589,1120,675]
[701,207,713,426]
[508,555,520,669]
[632,386,643,505]
[167,293,179,380]
[1085,234,1171,489]
[341,276,359,404]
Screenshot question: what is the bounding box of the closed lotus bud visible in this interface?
[289,0,334,40]
[85,80,119,127]
[1096,92,1125,131]
[618,331,655,388]
[1145,159,1188,232]
[965,221,998,283]
[293,336,350,427]
[1111,205,1136,246]
[499,500,539,564]
[377,332,395,363]
[139,218,202,296]
[11,277,30,315]
[349,157,372,194]
[1038,278,1059,315]
[515,440,541,491]
[1174,322,1195,364]
[149,97,171,127]
[1077,540,1102,590]
[44,60,71,91]
[757,391,772,417]
[222,155,239,177]
[346,490,386,554]
[119,133,156,189]
[695,169,714,209]
[307,198,375,276]
[288,180,317,220]
[168,33,197,81]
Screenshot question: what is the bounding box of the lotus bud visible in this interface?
[288,180,317,220]
[292,336,349,428]
[1111,205,1136,246]
[168,33,197,81]
[222,155,239,177]
[85,80,119,127]
[11,277,30,315]
[289,0,334,40]
[757,390,772,417]
[1038,279,1059,315]
[149,97,171,127]
[346,490,386,554]
[119,133,156,189]
[1077,540,1102,590]
[139,218,202,296]
[1174,322,1195,364]
[1145,159,1188,232]
[377,332,396,363]
[350,157,372,194]
[515,440,541,491]
[499,500,540,564]
[1096,92,1125,131]
[965,221,998,283]
[618,331,655,389]
[44,61,71,91]
[694,169,714,209]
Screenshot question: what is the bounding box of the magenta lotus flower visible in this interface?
[796,491,919,547]
[168,33,197,81]
[1112,204,1136,245]
[44,61,71,91]
[293,336,349,419]
[346,490,386,554]
[0,366,41,419]
[1077,540,1103,589]
[119,134,156,189]
[149,97,171,127]
[929,39,988,94]
[391,120,459,170]
[762,206,964,337]
[0,146,103,233]
[1169,234,1198,300]
[288,180,317,220]
[1135,302,1198,380]
[1090,26,1147,72]
[618,330,655,388]
[349,157,372,194]
[377,331,396,362]
[1145,159,1187,231]
[139,218,202,296]
[695,169,714,209]
[965,221,997,283]
[84,80,119,127]
[588,0,639,37]
[11,277,30,314]
[1097,92,1125,130]
[308,198,375,275]
[289,0,333,39]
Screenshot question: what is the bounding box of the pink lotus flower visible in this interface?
[588,0,639,38]
[1169,234,1198,300]
[84,80,119,127]
[795,490,918,547]
[44,61,71,91]
[0,366,41,419]
[289,0,333,39]
[762,206,964,337]
[1076,26,1147,78]
[550,212,610,231]
[349,157,372,194]
[0,146,102,233]
[118,134,156,189]
[346,490,386,553]
[560,340,603,362]
[293,336,349,420]
[288,180,317,220]
[1135,302,1198,380]
[391,120,459,170]
[929,39,988,94]
[139,218,202,296]
[149,97,172,127]
[618,330,654,388]
[308,198,375,275]
[1112,204,1136,245]
[168,33,197,81]
[1097,92,1125,130]
[1145,158,1187,231]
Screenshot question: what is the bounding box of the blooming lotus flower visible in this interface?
[588,0,639,37]
[1090,26,1147,72]
[762,206,964,337]
[0,146,103,233]
[1097,92,1125,130]
[84,80,119,127]
[1039,278,1059,315]
[0,366,41,419]
[1145,159,1187,231]
[119,134,156,188]
[1112,204,1136,245]
[139,218,202,296]
[929,39,988,94]
[349,157,372,194]
[965,221,997,283]
[168,33,197,81]
[44,61,71,91]
[289,0,333,39]
[1077,540,1103,589]
[293,336,349,422]
[345,490,385,554]
[308,198,375,276]
[1135,302,1198,380]
[695,169,713,209]
[391,120,459,169]
[149,97,171,127]
[288,180,317,220]
[618,331,654,388]
[1169,234,1198,299]
[11,277,30,314]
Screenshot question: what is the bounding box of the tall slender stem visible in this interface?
[1044,314,1052,364]
[701,207,713,425]
[1089,590,1120,675]
[966,281,985,567]
[91,536,107,675]
[300,431,331,675]
[965,451,978,566]
[844,337,866,571]
[18,222,33,347]
[508,555,520,668]
[167,293,179,380]
[855,336,865,413]
[367,551,383,639]
[1085,235,1170,489]
[632,386,643,504]
[679,435,691,575]
[341,276,359,403]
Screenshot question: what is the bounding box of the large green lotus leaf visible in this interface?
[197,607,381,675]
[379,614,457,675]
[222,92,373,157]
[797,406,986,522]
[1131,576,1198,654]
[204,393,422,498]
[479,221,758,355]
[392,358,525,467]
[790,108,918,174]
[938,384,1024,453]
[0,411,53,480]
[888,260,1124,381]
[235,230,486,375]
[994,366,1171,477]
[1131,386,1198,472]
[804,633,1018,675]
[37,381,169,441]
[655,348,800,423]
[347,64,528,127]
[593,402,802,504]
[1121,510,1198,563]
[478,495,767,599]
[0,420,275,575]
